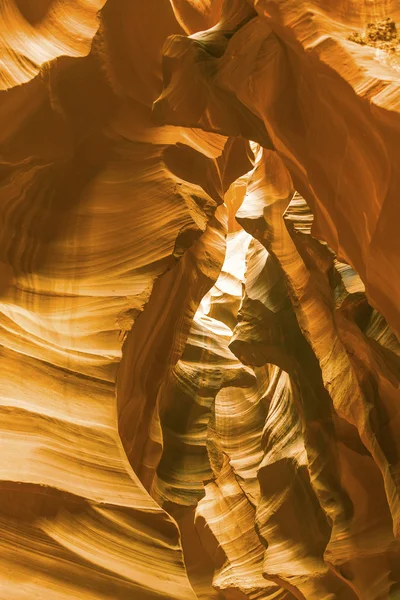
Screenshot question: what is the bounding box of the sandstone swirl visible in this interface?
[1,1,400,599]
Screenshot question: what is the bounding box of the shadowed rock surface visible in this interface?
[1,1,400,599]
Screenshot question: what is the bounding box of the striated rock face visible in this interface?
[1,1,400,599]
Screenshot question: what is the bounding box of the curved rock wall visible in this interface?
[1,1,400,599]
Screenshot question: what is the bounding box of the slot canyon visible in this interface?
[1,0,400,598]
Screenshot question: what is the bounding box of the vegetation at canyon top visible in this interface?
[348,17,400,54]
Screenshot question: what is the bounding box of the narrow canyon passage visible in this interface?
[1,1,400,599]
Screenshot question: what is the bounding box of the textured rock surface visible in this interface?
[1,1,400,599]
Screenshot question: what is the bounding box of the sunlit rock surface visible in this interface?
[1,1,400,599]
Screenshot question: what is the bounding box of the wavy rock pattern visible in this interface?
[1,0,400,599]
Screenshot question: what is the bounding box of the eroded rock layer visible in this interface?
[1,1,400,599]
